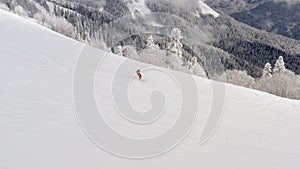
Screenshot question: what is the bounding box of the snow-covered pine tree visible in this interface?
[171,28,183,40]
[262,63,272,77]
[186,60,193,69]
[273,56,286,73]
[145,35,159,49]
[14,5,28,17]
[191,57,197,67]
[185,57,198,69]
[146,35,154,47]
[113,45,123,56]
[170,28,183,58]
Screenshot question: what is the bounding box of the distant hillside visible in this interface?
[205,0,300,40]
[1,0,300,78]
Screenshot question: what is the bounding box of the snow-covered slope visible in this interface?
[127,0,152,18]
[126,0,163,27]
[1,9,300,169]
[197,0,219,18]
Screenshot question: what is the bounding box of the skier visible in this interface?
[136,69,142,80]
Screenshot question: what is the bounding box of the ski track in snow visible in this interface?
[0,9,300,169]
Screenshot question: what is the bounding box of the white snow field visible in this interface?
[1,9,300,169]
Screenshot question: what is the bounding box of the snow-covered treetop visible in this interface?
[113,45,123,56]
[146,35,154,46]
[171,28,183,40]
[274,56,286,73]
[262,62,272,77]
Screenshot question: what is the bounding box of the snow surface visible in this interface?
[197,0,220,18]
[1,9,300,169]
